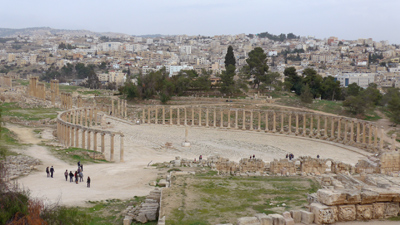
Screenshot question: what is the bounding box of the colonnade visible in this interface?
[138,105,393,151]
[61,93,73,109]
[57,107,125,162]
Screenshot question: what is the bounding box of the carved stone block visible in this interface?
[356,204,373,220]
[310,203,336,224]
[373,203,385,219]
[338,205,356,221]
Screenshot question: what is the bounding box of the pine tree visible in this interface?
[224,45,236,68]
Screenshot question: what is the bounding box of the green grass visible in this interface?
[59,85,80,93]
[49,147,108,165]
[78,90,102,95]
[388,216,400,221]
[14,79,29,86]
[165,175,319,225]
[1,102,60,121]
[1,127,22,147]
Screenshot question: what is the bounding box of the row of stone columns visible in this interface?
[61,93,73,109]
[111,98,128,118]
[140,106,391,150]
[57,109,125,162]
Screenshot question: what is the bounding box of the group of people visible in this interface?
[46,161,91,188]
[46,166,55,178]
[249,154,256,159]
[286,153,295,160]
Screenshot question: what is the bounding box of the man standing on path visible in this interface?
[69,171,74,182]
[46,167,49,177]
[87,176,90,188]
[64,170,68,181]
[50,166,55,178]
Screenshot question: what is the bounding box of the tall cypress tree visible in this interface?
[224,45,236,68]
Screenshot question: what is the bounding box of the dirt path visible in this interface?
[7,124,157,207]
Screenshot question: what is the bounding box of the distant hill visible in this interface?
[0,27,128,38]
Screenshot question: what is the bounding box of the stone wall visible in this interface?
[123,189,161,225]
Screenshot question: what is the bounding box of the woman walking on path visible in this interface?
[79,172,84,182]
[69,171,74,182]
[74,171,78,184]
[64,170,68,181]
[46,167,49,177]
[87,176,90,188]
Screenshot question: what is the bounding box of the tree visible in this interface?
[284,67,303,94]
[302,68,323,98]
[242,47,269,89]
[388,91,400,125]
[345,83,362,97]
[219,64,236,95]
[224,45,236,68]
[81,70,101,89]
[300,84,313,104]
[343,95,367,115]
[321,76,341,100]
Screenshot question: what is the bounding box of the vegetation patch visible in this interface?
[1,102,60,121]
[163,175,319,225]
[49,147,108,165]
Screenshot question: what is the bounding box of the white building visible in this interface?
[335,73,375,88]
[169,65,194,77]
[97,42,122,51]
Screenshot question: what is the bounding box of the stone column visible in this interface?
[391,134,397,151]
[368,125,373,145]
[235,110,238,129]
[249,110,253,130]
[177,108,180,126]
[142,108,145,123]
[242,110,246,130]
[316,115,321,138]
[184,107,187,126]
[280,113,284,134]
[309,115,314,137]
[337,118,341,140]
[228,110,231,128]
[148,108,151,124]
[94,108,98,126]
[218,109,223,128]
[84,109,88,127]
[120,134,124,162]
[118,99,121,117]
[170,107,173,125]
[80,110,83,125]
[73,127,78,147]
[330,117,334,138]
[101,133,105,154]
[288,114,292,134]
[162,107,165,125]
[112,99,115,116]
[213,108,217,128]
[125,100,127,118]
[87,130,91,150]
[206,108,209,127]
[198,107,202,126]
[344,120,348,142]
[273,112,277,133]
[356,122,361,143]
[82,129,86,149]
[295,113,299,135]
[110,134,115,161]
[66,126,70,147]
[379,127,385,150]
[94,132,98,152]
[324,116,328,137]
[191,107,194,126]
[265,112,269,132]
[70,127,74,147]
[155,107,158,124]
[362,123,366,144]
[350,120,354,143]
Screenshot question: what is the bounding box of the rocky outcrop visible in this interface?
[3,155,41,180]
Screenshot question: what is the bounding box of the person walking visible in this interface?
[80,164,83,172]
[46,167,50,177]
[69,171,74,182]
[74,171,78,184]
[87,176,91,188]
[64,170,68,181]
[50,166,55,178]
[77,161,80,168]
[79,171,84,182]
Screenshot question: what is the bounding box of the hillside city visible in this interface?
[1,28,399,90]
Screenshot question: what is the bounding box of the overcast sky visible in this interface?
[1,0,399,43]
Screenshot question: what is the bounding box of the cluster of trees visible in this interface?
[257,32,299,42]
[58,42,76,50]
[121,68,212,103]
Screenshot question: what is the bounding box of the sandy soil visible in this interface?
[8,119,373,208]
